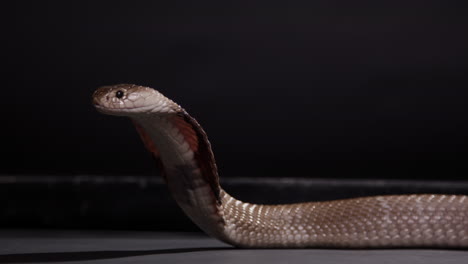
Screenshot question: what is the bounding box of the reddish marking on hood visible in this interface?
[132,120,167,181]
[170,115,199,152]
[132,120,160,157]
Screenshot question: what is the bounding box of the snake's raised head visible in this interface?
[93,84,182,116]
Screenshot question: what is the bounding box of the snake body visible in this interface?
[93,84,468,248]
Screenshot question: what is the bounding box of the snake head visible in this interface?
[92,84,181,116]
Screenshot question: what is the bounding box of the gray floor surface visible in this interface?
[0,230,467,264]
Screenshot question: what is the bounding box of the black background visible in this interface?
[2,0,468,180]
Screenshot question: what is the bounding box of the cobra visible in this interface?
[92,84,468,248]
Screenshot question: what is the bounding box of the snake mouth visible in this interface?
[93,99,165,116]
[92,96,124,116]
[93,104,125,116]
[92,95,134,116]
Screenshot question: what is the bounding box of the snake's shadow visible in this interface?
[0,247,231,263]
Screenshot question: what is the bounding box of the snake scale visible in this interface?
[93,84,468,248]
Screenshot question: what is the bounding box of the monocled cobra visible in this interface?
[92,84,468,248]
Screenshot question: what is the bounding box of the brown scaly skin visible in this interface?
[93,84,468,248]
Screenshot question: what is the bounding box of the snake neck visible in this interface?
[131,112,229,239]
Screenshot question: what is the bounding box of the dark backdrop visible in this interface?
[2,1,468,180]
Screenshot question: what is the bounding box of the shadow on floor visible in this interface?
[0,247,231,263]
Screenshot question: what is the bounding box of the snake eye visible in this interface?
[116,90,124,99]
